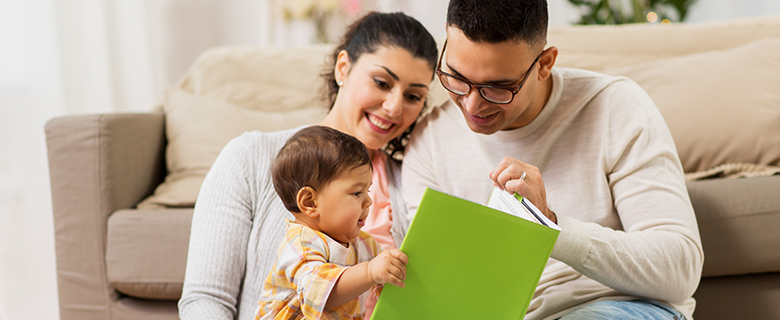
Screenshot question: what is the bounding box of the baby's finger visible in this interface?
[385,272,405,288]
[381,258,404,278]
[397,263,406,280]
[392,261,406,280]
[390,249,409,265]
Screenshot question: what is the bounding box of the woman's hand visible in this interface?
[489,157,557,224]
[367,249,408,288]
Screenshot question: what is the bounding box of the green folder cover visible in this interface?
[370,188,560,320]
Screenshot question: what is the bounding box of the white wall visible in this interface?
[1,1,779,320]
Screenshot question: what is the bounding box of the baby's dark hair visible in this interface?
[272,126,372,213]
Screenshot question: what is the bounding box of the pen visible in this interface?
[514,192,550,227]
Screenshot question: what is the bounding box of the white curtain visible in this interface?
[1,1,280,319]
[0,1,777,319]
[0,1,62,319]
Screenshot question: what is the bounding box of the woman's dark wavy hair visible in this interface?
[320,11,438,162]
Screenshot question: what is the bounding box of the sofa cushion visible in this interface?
[106,208,193,300]
[603,37,780,173]
[112,297,180,320]
[694,272,780,319]
[687,176,780,277]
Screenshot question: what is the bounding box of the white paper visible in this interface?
[487,187,561,231]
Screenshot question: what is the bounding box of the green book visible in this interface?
[370,187,560,320]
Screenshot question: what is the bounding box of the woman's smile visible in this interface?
[366,112,395,132]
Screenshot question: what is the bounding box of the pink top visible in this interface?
[363,152,397,251]
[363,152,396,318]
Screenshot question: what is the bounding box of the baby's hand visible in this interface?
[367,249,408,288]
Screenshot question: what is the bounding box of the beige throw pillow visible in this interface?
[137,89,328,208]
[603,37,780,173]
[137,46,334,208]
[177,45,334,110]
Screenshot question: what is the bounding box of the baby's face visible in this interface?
[315,164,373,244]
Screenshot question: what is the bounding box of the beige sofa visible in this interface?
[46,16,780,320]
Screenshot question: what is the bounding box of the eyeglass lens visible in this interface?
[440,75,514,104]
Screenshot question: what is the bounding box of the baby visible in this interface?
[256,125,408,320]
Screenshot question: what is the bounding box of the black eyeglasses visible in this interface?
[435,40,542,104]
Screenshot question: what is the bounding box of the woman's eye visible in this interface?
[407,94,422,102]
[374,79,389,89]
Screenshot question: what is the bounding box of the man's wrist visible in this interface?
[546,208,558,224]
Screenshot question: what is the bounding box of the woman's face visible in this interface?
[324,46,434,151]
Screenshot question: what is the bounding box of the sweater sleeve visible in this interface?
[179,134,259,320]
[550,80,704,303]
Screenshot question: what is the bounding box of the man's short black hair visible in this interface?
[447,0,548,46]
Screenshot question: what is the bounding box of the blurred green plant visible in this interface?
[568,0,696,25]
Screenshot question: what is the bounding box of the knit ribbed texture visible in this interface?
[179,127,301,320]
[402,68,703,320]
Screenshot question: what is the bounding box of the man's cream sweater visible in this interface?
[402,68,704,320]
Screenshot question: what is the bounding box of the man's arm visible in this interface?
[490,154,703,303]
[555,81,703,303]
[491,80,703,303]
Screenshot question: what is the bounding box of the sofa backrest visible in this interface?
[138,15,780,209]
[550,14,780,71]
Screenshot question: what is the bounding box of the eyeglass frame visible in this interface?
[435,39,543,104]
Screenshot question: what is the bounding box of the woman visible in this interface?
[178,12,438,320]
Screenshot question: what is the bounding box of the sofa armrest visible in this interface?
[45,113,166,320]
[687,175,780,278]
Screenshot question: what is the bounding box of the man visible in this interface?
[401,0,703,319]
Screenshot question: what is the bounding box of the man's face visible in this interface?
[442,26,547,135]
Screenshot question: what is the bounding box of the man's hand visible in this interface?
[489,156,557,224]
[367,249,408,288]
